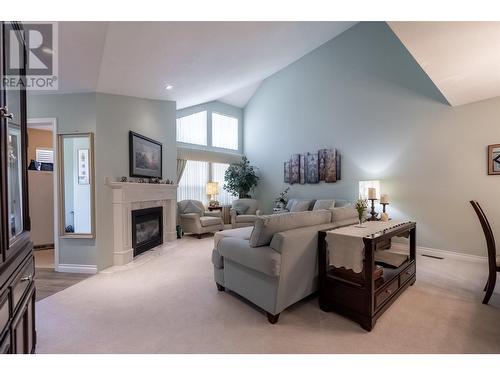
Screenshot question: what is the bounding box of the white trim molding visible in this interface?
[391,242,487,264]
[58,264,98,274]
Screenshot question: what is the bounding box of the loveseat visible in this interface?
[212,206,359,323]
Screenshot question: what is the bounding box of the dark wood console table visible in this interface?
[318,222,416,331]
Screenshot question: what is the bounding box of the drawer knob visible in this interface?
[385,289,392,295]
[21,275,32,282]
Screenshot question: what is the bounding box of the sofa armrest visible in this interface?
[256,209,261,216]
[230,209,237,224]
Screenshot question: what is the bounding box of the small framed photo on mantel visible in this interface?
[488,144,500,175]
[129,131,163,178]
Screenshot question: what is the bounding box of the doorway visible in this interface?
[27,118,58,272]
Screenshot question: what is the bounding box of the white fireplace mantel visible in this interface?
[106,177,177,266]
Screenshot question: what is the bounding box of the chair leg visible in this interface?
[216,283,225,292]
[197,233,202,239]
[266,312,280,324]
[483,274,496,304]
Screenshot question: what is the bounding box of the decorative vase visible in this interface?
[355,212,366,228]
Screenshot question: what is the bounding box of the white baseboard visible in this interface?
[391,243,487,264]
[57,264,98,274]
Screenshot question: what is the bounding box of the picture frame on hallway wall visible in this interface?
[488,144,500,175]
[129,131,163,178]
[299,154,306,184]
[306,152,319,183]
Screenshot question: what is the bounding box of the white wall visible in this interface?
[244,22,500,257]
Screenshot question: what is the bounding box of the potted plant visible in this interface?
[274,187,290,210]
[355,198,368,228]
[224,156,259,198]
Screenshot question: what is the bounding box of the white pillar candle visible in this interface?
[368,187,376,200]
[380,194,389,204]
[380,212,389,222]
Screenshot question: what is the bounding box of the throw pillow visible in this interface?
[313,199,336,210]
[290,200,311,212]
[183,201,203,215]
[233,202,249,215]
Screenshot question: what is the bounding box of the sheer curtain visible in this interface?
[212,113,238,150]
[211,162,237,205]
[177,160,209,204]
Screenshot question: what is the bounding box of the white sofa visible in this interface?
[212,206,359,323]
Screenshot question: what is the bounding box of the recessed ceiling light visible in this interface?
[165,85,174,90]
[42,47,52,54]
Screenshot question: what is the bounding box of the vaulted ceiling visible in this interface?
[44,21,500,109]
[389,22,500,106]
[51,21,356,108]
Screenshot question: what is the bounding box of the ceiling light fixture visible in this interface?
[165,85,174,90]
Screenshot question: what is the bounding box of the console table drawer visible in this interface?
[400,263,416,285]
[11,257,35,310]
[0,291,9,334]
[375,278,399,310]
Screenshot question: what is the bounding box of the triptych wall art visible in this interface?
[284,148,341,184]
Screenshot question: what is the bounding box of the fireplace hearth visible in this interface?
[132,206,163,257]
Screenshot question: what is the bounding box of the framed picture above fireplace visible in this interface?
[129,131,163,178]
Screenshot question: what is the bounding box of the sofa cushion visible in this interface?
[235,214,257,223]
[334,199,352,208]
[214,226,253,248]
[249,210,332,247]
[218,237,281,277]
[290,200,311,212]
[233,202,249,215]
[313,199,336,210]
[183,200,204,215]
[199,216,222,227]
[285,199,315,211]
[330,206,359,227]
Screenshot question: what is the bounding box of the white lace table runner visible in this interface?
[326,220,410,273]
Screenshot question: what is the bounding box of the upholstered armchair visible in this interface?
[230,198,261,228]
[177,200,224,238]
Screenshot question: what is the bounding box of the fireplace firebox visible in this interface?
[131,206,163,257]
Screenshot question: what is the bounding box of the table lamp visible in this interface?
[206,182,220,207]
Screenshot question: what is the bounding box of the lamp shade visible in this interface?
[206,182,220,195]
[359,180,380,200]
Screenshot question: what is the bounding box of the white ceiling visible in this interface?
[389,22,500,106]
[51,21,356,108]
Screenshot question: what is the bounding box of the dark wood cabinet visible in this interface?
[0,21,36,354]
[318,222,416,331]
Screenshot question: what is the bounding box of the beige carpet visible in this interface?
[36,236,500,353]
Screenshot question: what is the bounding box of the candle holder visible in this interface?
[368,198,378,221]
[381,202,389,214]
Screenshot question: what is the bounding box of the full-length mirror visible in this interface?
[58,133,95,238]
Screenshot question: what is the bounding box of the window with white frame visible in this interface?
[176,111,207,146]
[177,160,237,206]
[35,148,54,163]
[177,160,209,204]
[212,113,239,150]
[211,162,238,205]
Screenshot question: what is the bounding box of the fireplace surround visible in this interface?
[106,178,177,265]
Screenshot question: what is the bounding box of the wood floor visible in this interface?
[35,268,91,301]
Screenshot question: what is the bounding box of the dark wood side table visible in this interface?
[318,222,416,331]
[207,206,223,212]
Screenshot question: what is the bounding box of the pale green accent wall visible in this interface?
[28,93,97,266]
[244,22,500,257]
[28,92,177,270]
[95,93,176,269]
